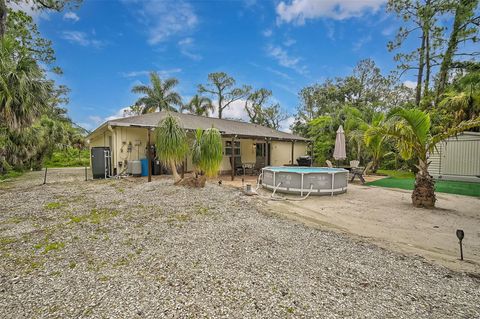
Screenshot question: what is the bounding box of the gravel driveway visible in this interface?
[0,169,479,318]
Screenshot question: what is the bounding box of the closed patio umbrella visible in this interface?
[333,125,346,161]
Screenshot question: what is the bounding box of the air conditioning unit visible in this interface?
[130,160,142,177]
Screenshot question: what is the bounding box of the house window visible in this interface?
[225,141,240,156]
[256,143,266,157]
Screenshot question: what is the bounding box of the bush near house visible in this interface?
[44,148,90,168]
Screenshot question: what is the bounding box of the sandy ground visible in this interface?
[257,183,480,274]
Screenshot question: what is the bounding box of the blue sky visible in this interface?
[31,0,412,131]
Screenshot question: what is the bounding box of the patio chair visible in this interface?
[350,160,359,168]
[350,162,373,184]
[253,159,265,175]
[326,160,333,168]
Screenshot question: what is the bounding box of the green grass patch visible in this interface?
[376,169,414,179]
[0,170,24,181]
[67,208,118,225]
[366,177,480,197]
[167,213,191,223]
[0,236,16,251]
[35,239,65,254]
[44,202,64,210]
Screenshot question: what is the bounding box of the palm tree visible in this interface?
[191,128,203,176]
[198,127,223,177]
[0,36,50,130]
[181,95,214,116]
[191,127,223,178]
[154,114,188,182]
[366,108,480,208]
[131,72,181,114]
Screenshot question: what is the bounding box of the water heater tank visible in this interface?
[130,160,142,177]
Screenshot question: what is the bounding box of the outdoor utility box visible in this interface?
[91,147,111,179]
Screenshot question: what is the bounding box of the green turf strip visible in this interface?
[366,177,480,197]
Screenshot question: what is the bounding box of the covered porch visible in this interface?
[219,135,310,181]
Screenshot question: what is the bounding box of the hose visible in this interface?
[250,171,314,202]
[255,171,264,191]
[265,183,314,201]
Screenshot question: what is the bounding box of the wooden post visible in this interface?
[147,129,152,182]
[291,140,295,165]
[43,167,47,185]
[231,136,235,181]
[265,138,269,167]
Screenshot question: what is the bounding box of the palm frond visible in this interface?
[199,127,223,177]
[389,108,431,146]
[430,117,480,150]
[154,114,188,165]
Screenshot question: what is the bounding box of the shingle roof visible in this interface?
[90,111,308,141]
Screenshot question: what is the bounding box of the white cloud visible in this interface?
[124,0,198,44]
[211,99,250,122]
[283,37,296,46]
[266,67,292,80]
[279,116,295,133]
[63,11,80,22]
[105,108,131,121]
[88,115,103,125]
[120,68,182,78]
[61,31,104,48]
[273,82,299,96]
[178,37,202,61]
[266,44,307,75]
[276,0,385,24]
[249,62,293,80]
[403,80,417,89]
[324,20,336,40]
[352,35,372,51]
[262,29,273,37]
[382,25,397,36]
[243,0,257,7]
[178,37,193,46]
[78,122,94,131]
[209,100,292,133]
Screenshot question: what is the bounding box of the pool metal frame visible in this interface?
[261,167,348,196]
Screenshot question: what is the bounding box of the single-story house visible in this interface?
[87,111,310,178]
[428,131,480,183]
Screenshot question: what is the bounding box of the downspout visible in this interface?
[107,125,116,174]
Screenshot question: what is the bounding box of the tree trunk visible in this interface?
[435,0,469,104]
[170,160,181,182]
[0,0,7,38]
[218,95,223,119]
[423,22,431,102]
[416,31,426,106]
[412,160,436,208]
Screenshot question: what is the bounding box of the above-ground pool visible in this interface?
[261,166,348,196]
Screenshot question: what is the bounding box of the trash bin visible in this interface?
[140,158,149,176]
[153,160,161,175]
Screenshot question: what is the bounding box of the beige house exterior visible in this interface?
[87,112,309,177]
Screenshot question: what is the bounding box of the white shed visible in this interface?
[428,132,480,183]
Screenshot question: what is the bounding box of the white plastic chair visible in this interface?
[350,160,359,168]
[325,160,333,168]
